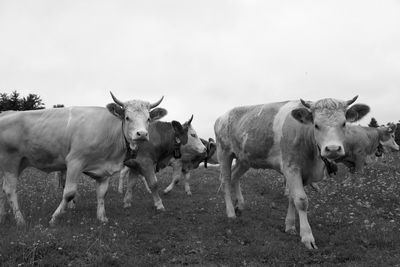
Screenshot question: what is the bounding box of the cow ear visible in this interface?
[291,108,313,124]
[171,121,184,135]
[150,108,167,121]
[107,103,124,119]
[346,104,370,122]
[172,121,189,145]
[208,141,217,155]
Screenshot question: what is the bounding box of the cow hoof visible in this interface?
[67,202,76,209]
[156,206,166,212]
[123,202,132,209]
[234,207,242,217]
[186,191,192,196]
[49,218,57,227]
[163,190,170,195]
[302,235,318,250]
[99,217,109,224]
[227,213,237,220]
[15,214,26,227]
[285,227,297,235]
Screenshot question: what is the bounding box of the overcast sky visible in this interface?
[1,0,399,138]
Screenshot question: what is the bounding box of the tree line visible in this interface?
[0,90,64,112]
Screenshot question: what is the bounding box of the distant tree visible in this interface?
[8,91,21,111]
[0,91,45,111]
[396,121,400,146]
[368,117,379,128]
[53,104,65,108]
[21,93,45,110]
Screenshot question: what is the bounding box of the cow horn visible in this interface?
[187,114,193,125]
[300,99,312,109]
[345,95,358,107]
[110,91,125,107]
[150,96,164,109]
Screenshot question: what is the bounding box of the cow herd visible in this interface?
[0,93,398,249]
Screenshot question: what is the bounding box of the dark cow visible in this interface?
[163,138,218,195]
[118,138,217,195]
[0,92,166,225]
[121,116,207,209]
[214,96,369,249]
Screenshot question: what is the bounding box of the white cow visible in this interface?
[214,96,369,249]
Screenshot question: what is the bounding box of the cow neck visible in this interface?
[121,119,136,162]
[316,144,338,176]
[152,121,182,162]
[173,135,182,158]
[364,127,381,156]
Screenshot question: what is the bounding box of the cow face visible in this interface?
[172,115,207,161]
[378,124,399,152]
[291,96,370,160]
[107,92,167,149]
[203,138,217,161]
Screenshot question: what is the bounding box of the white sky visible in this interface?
[1,0,399,138]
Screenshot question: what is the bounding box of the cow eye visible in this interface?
[315,124,319,130]
[125,116,130,121]
[191,133,196,138]
[342,122,346,128]
[147,118,151,122]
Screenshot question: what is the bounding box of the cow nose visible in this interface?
[136,130,148,139]
[325,145,342,153]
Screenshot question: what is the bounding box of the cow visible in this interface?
[120,115,207,209]
[118,137,218,195]
[0,92,167,225]
[336,123,399,172]
[214,96,369,249]
[163,137,218,195]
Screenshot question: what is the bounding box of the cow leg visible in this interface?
[118,166,129,194]
[353,156,365,173]
[2,171,25,225]
[218,148,235,218]
[0,178,6,224]
[141,176,152,193]
[183,171,192,195]
[285,195,296,235]
[163,163,183,194]
[231,162,249,214]
[96,178,110,223]
[50,162,81,226]
[123,170,138,208]
[67,199,76,209]
[286,171,317,249]
[145,173,165,211]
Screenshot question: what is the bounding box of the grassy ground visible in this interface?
[1,154,400,266]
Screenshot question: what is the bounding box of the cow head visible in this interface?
[203,138,217,161]
[291,96,370,160]
[171,115,207,161]
[378,124,399,152]
[107,92,167,149]
[200,137,218,167]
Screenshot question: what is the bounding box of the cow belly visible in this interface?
[85,161,124,178]
[24,154,66,172]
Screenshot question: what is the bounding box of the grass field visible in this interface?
[1,154,400,266]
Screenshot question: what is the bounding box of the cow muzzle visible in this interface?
[133,130,149,141]
[321,145,345,160]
